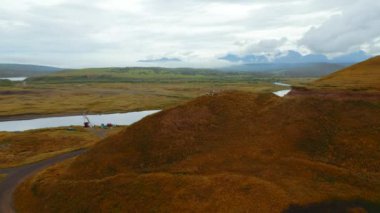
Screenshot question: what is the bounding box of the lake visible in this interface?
[0,110,160,132]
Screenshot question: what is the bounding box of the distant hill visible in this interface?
[15,91,380,212]
[314,56,380,90]
[0,64,62,77]
[28,67,271,83]
[222,63,348,77]
[219,50,371,77]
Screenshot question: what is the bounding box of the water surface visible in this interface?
[0,110,160,132]
[273,82,291,87]
[0,77,27,82]
[273,89,292,97]
[273,82,292,97]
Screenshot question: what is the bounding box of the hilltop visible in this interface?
[313,56,380,90]
[15,91,380,212]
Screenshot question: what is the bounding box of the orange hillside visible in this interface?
[15,91,380,212]
[314,56,380,90]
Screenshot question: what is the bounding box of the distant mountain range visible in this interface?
[219,51,371,77]
[219,63,348,77]
[0,64,63,77]
[0,51,372,79]
[219,50,371,64]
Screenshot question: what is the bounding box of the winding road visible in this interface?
[0,149,86,213]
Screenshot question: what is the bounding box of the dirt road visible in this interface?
[0,149,86,213]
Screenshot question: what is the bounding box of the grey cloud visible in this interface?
[0,2,118,53]
[299,0,380,54]
[245,38,287,54]
[0,0,378,67]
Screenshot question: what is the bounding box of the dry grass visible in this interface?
[14,91,380,212]
[0,127,122,168]
[0,81,293,119]
[313,56,380,90]
[0,174,5,182]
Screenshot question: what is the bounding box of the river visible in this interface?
[0,110,160,132]
[0,82,291,131]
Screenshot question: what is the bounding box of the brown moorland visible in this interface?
[313,56,380,90]
[0,127,122,168]
[14,90,380,212]
[0,82,287,120]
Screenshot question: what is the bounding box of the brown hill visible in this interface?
[314,56,380,90]
[15,91,380,212]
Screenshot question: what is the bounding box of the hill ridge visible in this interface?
[314,56,380,90]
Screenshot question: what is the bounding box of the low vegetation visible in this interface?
[0,80,14,87]
[0,127,122,168]
[28,67,275,83]
[8,59,380,211]
[0,67,317,119]
[0,81,297,119]
[14,91,380,212]
[313,56,380,90]
[0,174,5,182]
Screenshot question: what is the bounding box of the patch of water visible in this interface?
[273,89,292,97]
[0,110,160,132]
[273,82,292,97]
[0,77,27,81]
[273,82,291,87]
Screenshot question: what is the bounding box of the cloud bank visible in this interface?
[299,0,380,55]
[0,0,378,67]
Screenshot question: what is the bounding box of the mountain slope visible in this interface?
[314,56,380,90]
[15,91,380,212]
[222,63,347,77]
[0,64,62,77]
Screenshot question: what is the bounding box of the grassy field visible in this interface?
[28,67,277,83]
[0,68,314,170]
[0,82,273,118]
[0,126,122,168]
[0,80,313,119]
[5,64,380,212]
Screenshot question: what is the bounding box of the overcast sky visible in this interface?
[0,0,379,68]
